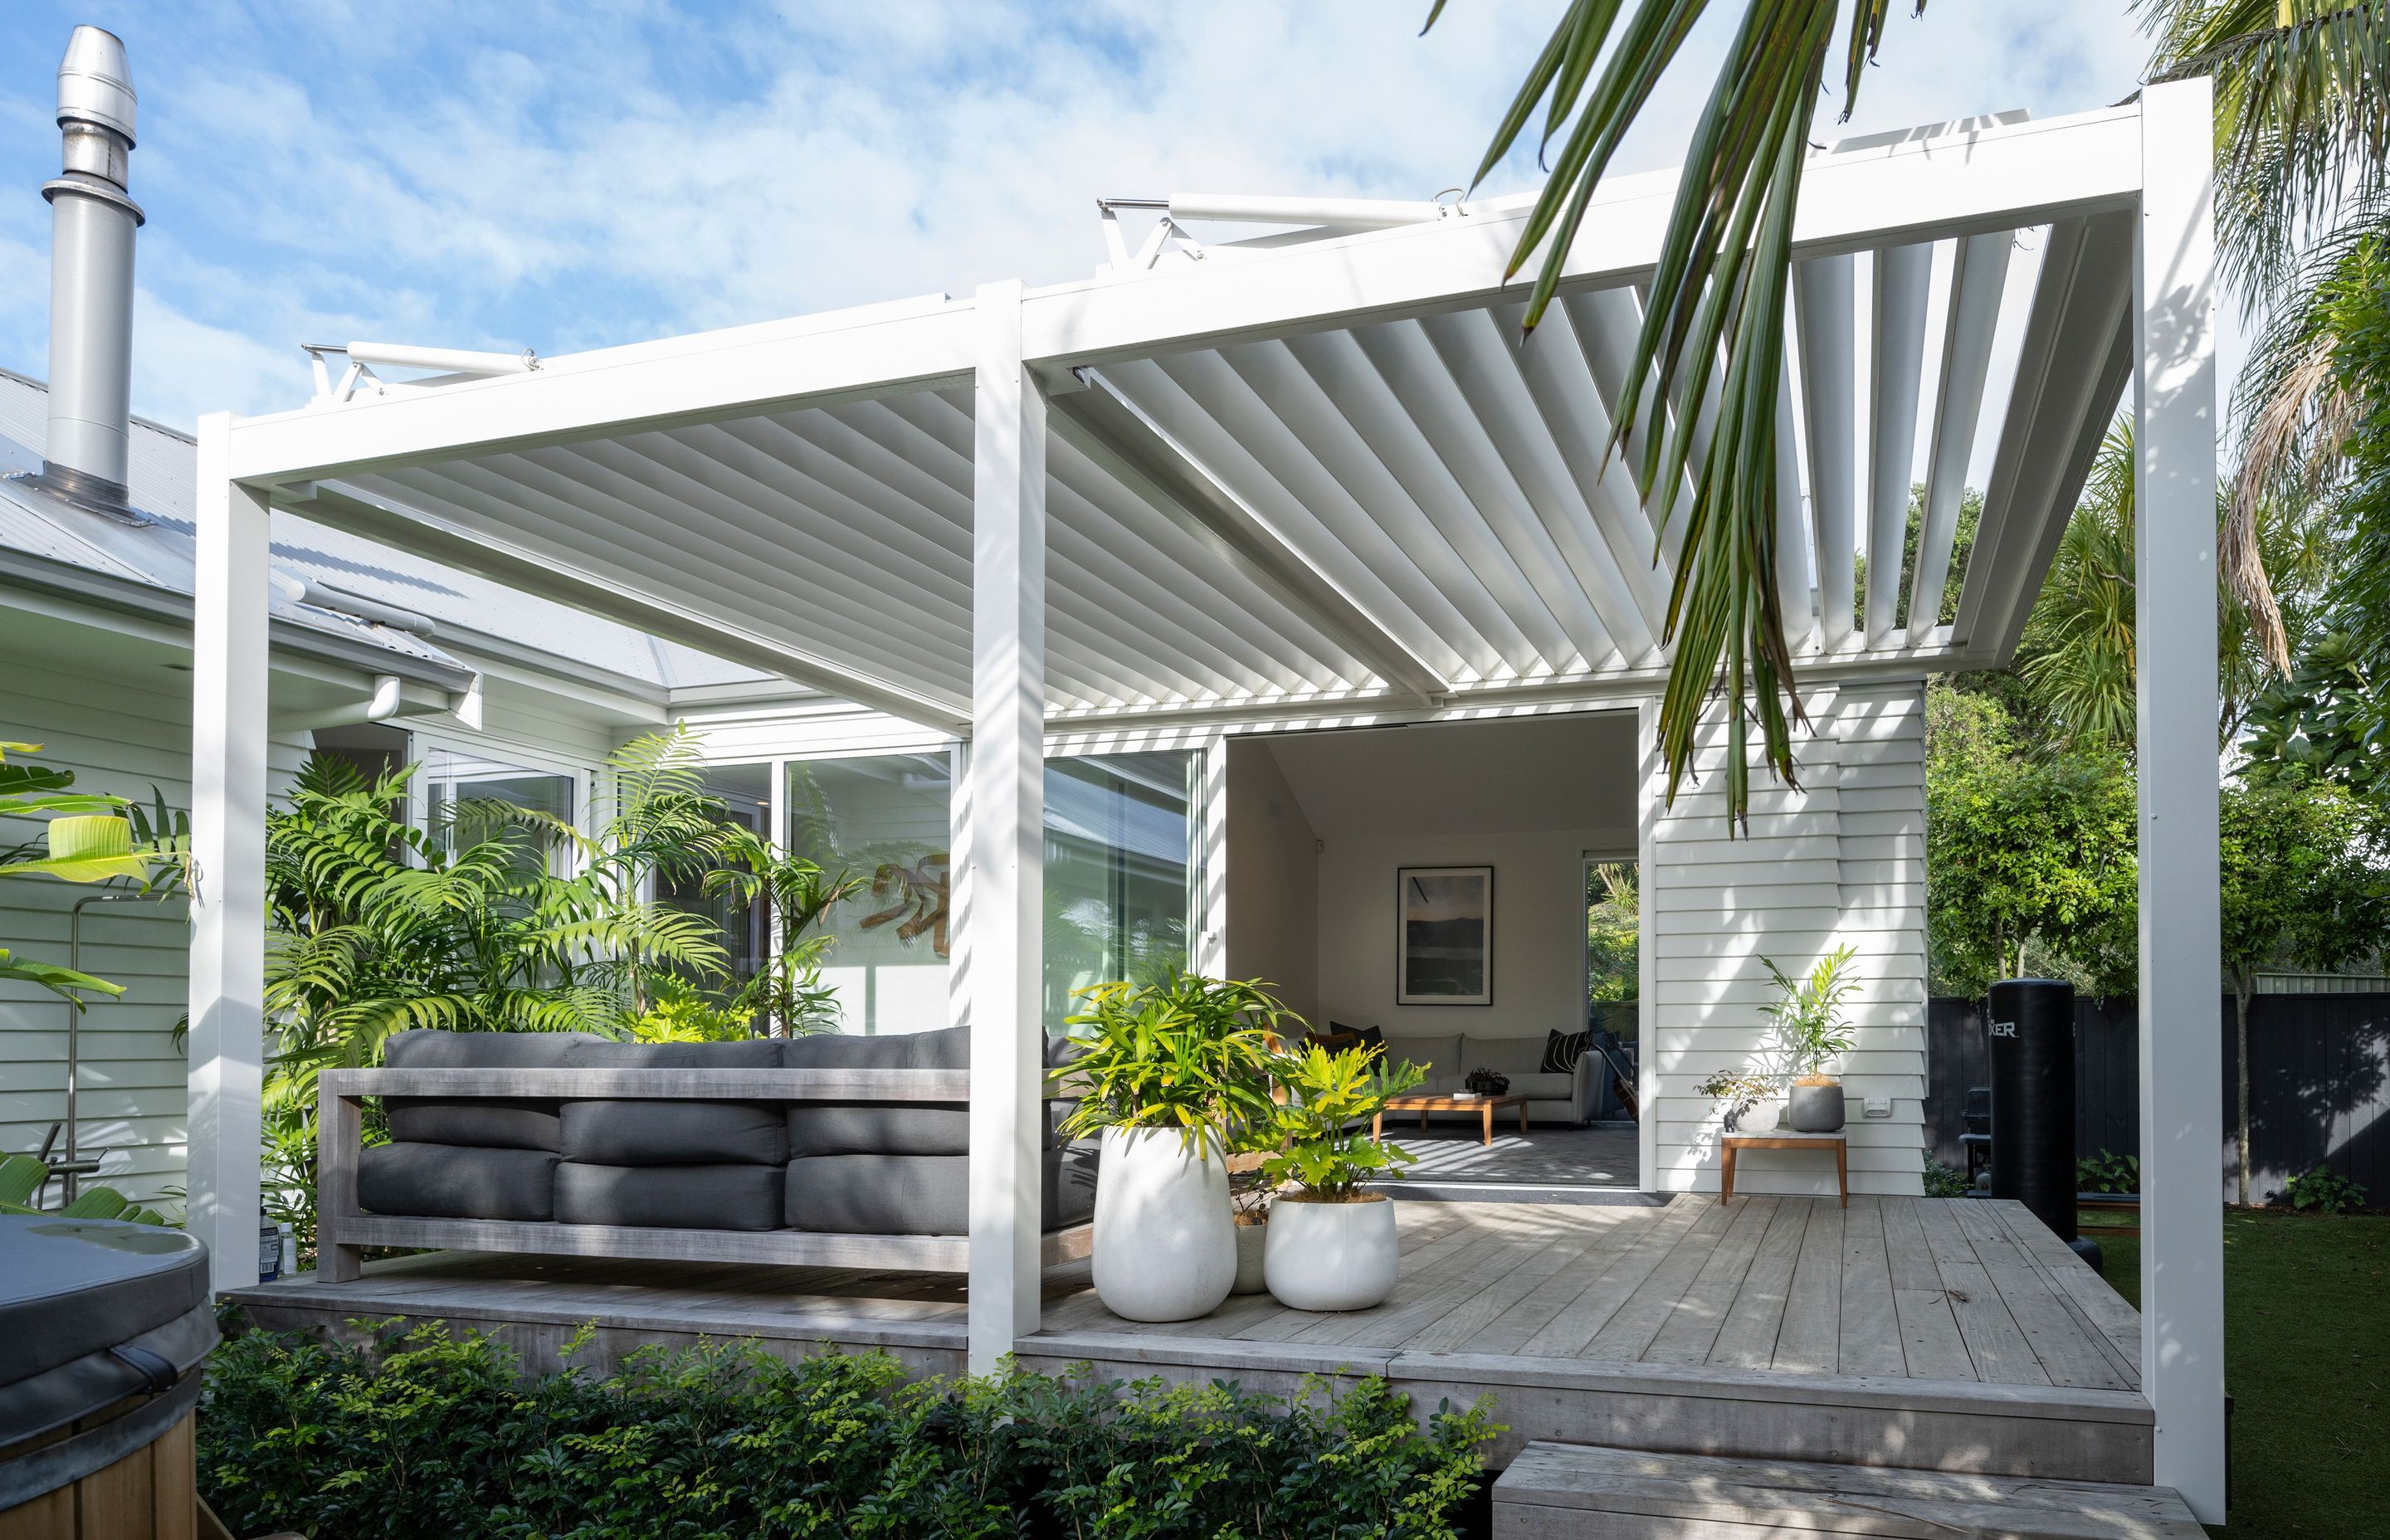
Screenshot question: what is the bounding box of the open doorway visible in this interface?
[1223,712,1646,1195]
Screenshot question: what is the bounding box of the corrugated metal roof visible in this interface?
[0,368,764,691]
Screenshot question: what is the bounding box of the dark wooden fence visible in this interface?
[1926,993,2390,1202]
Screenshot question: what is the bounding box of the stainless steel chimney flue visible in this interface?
[41,25,142,506]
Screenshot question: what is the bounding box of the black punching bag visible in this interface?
[1987,978,2095,1265]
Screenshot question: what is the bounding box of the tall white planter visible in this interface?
[1263,1194,1399,1312]
[1093,1125,1235,1323]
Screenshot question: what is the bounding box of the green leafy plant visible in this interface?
[700,823,861,1035]
[1758,943,1859,1082]
[198,1324,1497,1540]
[1923,1156,1971,1199]
[1056,972,1288,1160]
[0,740,183,1007]
[2078,1148,2141,1196]
[1260,1043,1427,1201]
[1696,1070,1778,1131]
[2276,1162,2369,1215]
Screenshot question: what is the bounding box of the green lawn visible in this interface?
[2091,1210,2387,1538]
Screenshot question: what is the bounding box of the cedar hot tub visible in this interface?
[0,1216,216,1538]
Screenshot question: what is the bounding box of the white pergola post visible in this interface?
[965,280,1047,1371]
[188,414,271,1294]
[2134,75,2227,1525]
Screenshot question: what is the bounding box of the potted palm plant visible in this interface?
[1258,1044,1426,1312]
[1056,972,1285,1323]
[1760,944,1859,1133]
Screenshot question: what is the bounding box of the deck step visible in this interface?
[1491,1441,2204,1538]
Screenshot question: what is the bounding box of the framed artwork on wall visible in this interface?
[1397,865,1494,1006]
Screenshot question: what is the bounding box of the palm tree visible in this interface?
[1436,0,2390,820]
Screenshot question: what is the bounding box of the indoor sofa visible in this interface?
[1370,1030,1601,1127]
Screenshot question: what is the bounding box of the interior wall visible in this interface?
[1222,738,1319,1023]
[1246,713,1638,1045]
[1316,826,1627,1042]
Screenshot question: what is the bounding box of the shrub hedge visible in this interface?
[199,1319,1496,1539]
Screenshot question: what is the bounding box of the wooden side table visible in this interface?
[1720,1129,1847,1206]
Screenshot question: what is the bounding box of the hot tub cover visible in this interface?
[0,1215,216,1453]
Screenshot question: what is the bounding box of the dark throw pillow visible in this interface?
[1542,1028,1591,1075]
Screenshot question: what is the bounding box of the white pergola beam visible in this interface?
[188,413,270,1294]
[966,280,1048,1372]
[1053,369,1447,706]
[1866,243,1933,644]
[1020,106,2141,372]
[1795,254,1859,650]
[1908,231,2012,640]
[285,482,973,731]
[2133,75,2227,1527]
[226,304,977,486]
[1949,213,2136,654]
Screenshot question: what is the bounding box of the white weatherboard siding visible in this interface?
[0,654,310,1208]
[1648,681,1928,1196]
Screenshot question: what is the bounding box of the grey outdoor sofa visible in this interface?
[319,1026,1096,1279]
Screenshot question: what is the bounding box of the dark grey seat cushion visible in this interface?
[782,1144,1097,1236]
[553,1162,785,1231]
[783,1027,1086,1155]
[358,1143,560,1221]
[558,1038,788,1167]
[382,1029,598,1152]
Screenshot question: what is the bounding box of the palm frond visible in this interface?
[2146,0,2390,300]
[1436,0,1915,824]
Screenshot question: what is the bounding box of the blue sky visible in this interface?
[0,2,2161,432]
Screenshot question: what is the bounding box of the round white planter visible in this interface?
[1232,1221,1271,1294]
[1263,1194,1398,1312]
[1092,1125,1236,1323]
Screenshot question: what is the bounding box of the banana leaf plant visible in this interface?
[0,741,185,1008]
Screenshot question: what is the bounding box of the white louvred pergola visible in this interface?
[185,86,2226,1519]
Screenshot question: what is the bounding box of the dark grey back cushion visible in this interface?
[782,1143,1097,1236]
[782,1027,1085,1155]
[558,1038,788,1166]
[382,1030,598,1152]
[553,1162,784,1231]
[358,1143,559,1221]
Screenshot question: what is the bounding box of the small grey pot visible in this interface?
[1232,1220,1271,1294]
[1787,1080,1846,1133]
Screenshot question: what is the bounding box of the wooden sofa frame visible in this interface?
[315,1065,1095,1281]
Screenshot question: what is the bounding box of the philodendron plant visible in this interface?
[1261,1044,1427,1201]
[1056,972,1286,1162]
[1759,943,1859,1084]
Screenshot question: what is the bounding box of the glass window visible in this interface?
[1042,753,1194,1028]
[787,753,957,1036]
[423,747,578,876]
[784,749,1197,1035]
[657,763,773,985]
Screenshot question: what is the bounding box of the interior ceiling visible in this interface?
[1252,711,1639,840]
[319,212,2133,725]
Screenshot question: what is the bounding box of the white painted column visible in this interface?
[188,413,271,1294]
[2134,75,2227,1525]
[965,280,1046,1372]
[1197,734,1229,978]
[1634,695,1659,1195]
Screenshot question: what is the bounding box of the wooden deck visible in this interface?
[226,1195,2153,1483]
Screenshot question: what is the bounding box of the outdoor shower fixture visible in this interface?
[39,25,140,510]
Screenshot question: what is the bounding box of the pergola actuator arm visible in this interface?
[1052,369,1448,708]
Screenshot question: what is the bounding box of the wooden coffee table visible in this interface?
[1373,1092,1529,1147]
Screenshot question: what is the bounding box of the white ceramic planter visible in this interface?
[1092,1126,1236,1323]
[1263,1194,1398,1311]
[1232,1220,1271,1294]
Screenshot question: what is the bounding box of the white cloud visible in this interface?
[0,2,2168,430]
